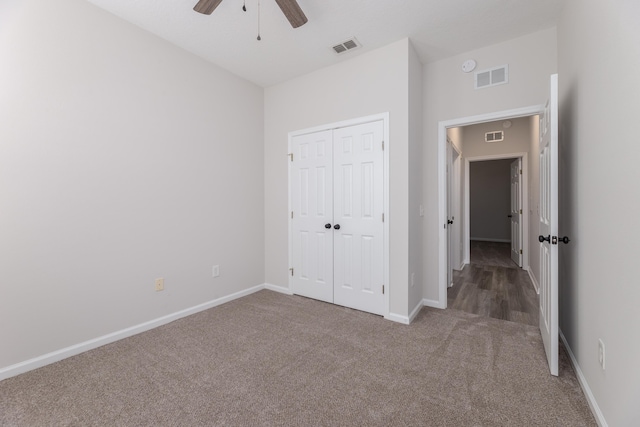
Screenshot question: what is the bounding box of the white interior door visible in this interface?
[446,142,453,286]
[510,158,523,267]
[333,121,385,315]
[539,74,559,376]
[291,130,334,303]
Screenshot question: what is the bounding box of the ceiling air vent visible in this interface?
[485,131,505,143]
[332,37,361,55]
[475,64,509,89]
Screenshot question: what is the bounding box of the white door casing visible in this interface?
[333,121,385,315]
[289,115,387,317]
[510,158,523,267]
[446,141,453,287]
[291,130,334,303]
[539,74,559,376]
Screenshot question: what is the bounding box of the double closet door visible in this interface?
[290,120,385,316]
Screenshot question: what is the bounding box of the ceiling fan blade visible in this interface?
[193,0,223,15]
[274,0,308,28]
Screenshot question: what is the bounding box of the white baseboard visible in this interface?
[0,284,265,382]
[423,298,445,309]
[470,237,511,243]
[264,283,293,295]
[408,300,424,324]
[559,330,608,427]
[527,267,540,294]
[386,312,410,325]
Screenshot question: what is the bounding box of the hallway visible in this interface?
[447,241,538,326]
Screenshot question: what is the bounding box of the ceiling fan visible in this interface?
[193,0,308,28]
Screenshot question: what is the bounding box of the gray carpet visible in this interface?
[0,290,595,426]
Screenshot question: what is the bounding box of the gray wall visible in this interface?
[558,0,640,424]
[470,159,513,241]
[0,0,265,371]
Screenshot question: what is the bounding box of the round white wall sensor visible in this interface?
[503,120,512,129]
[462,59,477,73]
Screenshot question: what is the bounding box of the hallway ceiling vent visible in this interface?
[485,131,505,142]
[332,37,361,55]
[475,64,509,89]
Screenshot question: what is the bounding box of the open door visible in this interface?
[538,74,559,376]
[510,158,523,267]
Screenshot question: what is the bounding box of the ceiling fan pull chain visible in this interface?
[256,0,261,40]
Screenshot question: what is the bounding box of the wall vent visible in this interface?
[475,64,509,89]
[485,131,505,143]
[332,37,361,55]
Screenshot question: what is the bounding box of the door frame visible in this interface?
[464,153,528,268]
[437,105,544,309]
[287,112,390,318]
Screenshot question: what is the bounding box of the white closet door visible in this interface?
[291,130,334,303]
[332,121,385,315]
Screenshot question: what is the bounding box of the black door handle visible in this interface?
[325,223,332,229]
[507,215,513,218]
[334,224,341,230]
[559,236,571,244]
[538,235,550,243]
[447,219,453,224]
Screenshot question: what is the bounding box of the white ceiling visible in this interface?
[85,0,563,87]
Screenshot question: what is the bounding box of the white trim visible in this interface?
[385,312,410,325]
[288,113,390,319]
[527,267,540,294]
[559,330,608,427]
[423,298,445,309]
[265,283,294,295]
[0,284,265,381]
[470,237,511,243]
[438,105,544,310]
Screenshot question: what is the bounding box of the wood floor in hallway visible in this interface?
[448,241,538,326]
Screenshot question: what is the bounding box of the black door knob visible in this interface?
[559,236,571,244]
[447,219,453,224]
[507,215,513,218]
[325,223,332,229]
[539,235,550,243]
[334,224,341,230]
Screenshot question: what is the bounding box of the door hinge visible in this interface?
[382,285,385,295]
[382,141,385,151]
[290,267,294,276]
[288,153,293,162]
[520,169,522,175]
[520,249,523,254]
[291,211,293,219]
[520,209,522,215]
[382,213,385,222]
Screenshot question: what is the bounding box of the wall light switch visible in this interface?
[212,265,220,278]
[155,278,164,292]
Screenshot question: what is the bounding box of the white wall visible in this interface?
[469,160,513,241]
[423,28,557,302]
[557,0,640,425]
[264,39,414,318]
[0,0,264,371]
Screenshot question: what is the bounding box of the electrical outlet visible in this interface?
[212,265,220,278]
[598,339,605,370]
[155,278,164,292]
